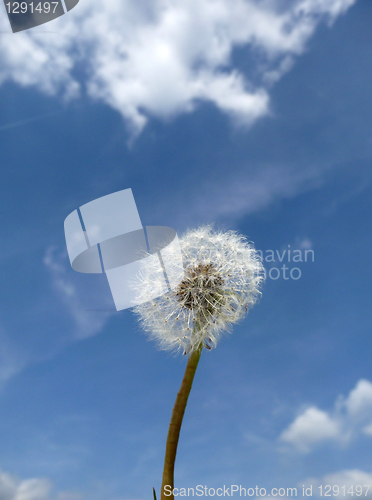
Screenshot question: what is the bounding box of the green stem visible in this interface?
[160,344,203,500]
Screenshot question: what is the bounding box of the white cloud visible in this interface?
[0,0,356,137]
[0,470,87,500]
[343,379,372,418]
[302,469,372,498]
[280,407,341,452]
[0,470,51,500]
[280,379,372,452]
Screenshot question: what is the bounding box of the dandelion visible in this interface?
[134,225,264,354]
[132,225,265,500]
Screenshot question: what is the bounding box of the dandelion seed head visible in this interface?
[132,226,265,354]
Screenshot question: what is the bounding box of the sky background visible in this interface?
[1,0,372,499]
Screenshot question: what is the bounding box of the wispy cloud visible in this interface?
[0,247,115,389]
[0,111,61,133]
[0,0,356,137]
[0,327,29,390]
[0,470,51,500]
[280,379,372,452]
[43,246,115,340]
[160,161,324,227]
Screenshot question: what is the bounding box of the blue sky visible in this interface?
[1,0,372,499]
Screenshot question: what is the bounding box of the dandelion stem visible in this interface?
[160,343,203,500]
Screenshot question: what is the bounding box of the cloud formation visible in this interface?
[280,379,372,452]
[0,470,51,500]
[303,469,372,498]
[0,0,356,136]
[162,160,325,227]
[0,469,85,500]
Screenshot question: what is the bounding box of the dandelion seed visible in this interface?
[133,225,265,354]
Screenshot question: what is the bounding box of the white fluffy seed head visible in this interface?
[132,226,265,354]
